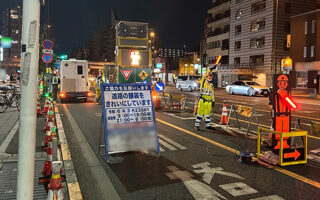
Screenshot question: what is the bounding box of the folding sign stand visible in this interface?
[226,104,259,138]
[99,83,160,163]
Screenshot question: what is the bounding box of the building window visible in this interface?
[312,20,316,33]
[250,55,264,66]
[234,41,241,51]
[304,21,308,35]
[251,0,266,15]
[235,25,241,35]
[236,9,242,20]
[222,39,229,50]
[304,47,307,58]
[284,21,290,33]
[311,46,315,57]
[234,57,240,66]
[251,18,265,31]
[285,2,291,14]
[250,37,265,48]
[209,41,221,49]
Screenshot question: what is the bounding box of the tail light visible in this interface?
[87,91,93,97]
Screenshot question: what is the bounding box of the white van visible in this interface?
[176,75,201,92]
[59,59,90,102]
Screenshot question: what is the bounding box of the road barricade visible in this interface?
[161,92,186,112]
[226,104,259,138]
[257,127,307,166]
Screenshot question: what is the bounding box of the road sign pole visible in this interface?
[17,0,40,199]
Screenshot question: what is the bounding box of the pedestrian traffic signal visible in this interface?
[59,55,67,60]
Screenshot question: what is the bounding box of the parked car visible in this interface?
[226,80,269,97]
[176,75,201,92]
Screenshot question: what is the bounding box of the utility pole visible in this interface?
[17,0,40,199]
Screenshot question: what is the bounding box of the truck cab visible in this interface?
[59,59,91,102]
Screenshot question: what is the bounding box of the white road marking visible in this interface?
[0,120,19,154]
[219,182,258,197]
[192,162,244,184]
[159,139,177,151]
[164,112,195,120]
[311,148,320,154]
[158,135,187,150]
[166,166,227,200]
[159,147,165,152]
[94,113,102,117]
[250,195,285,200]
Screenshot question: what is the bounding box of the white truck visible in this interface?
[59,59,91,102]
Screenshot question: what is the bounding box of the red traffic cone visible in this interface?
[220,101,229,125]
[43,99,49,113]
[42,141,53,176]
[47,161,64,200]
[37,96,42,117]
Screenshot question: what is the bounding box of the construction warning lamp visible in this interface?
[277,89,297,110]
[44,92,50,98]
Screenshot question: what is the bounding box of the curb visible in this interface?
[54,103,83,200]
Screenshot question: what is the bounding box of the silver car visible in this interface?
[226,81,269,97]
[176,75,201,92]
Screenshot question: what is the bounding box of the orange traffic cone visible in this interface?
[193,97,199,116]
[220,101,229,125]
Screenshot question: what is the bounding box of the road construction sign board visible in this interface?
[101,83,160,160]
[118,68,151,83]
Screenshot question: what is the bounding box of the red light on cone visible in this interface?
[285,97,297,109]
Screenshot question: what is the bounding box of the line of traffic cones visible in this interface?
[220,101,229,125]
[38,96,65,199]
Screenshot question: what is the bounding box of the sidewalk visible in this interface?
[0,107,69,199]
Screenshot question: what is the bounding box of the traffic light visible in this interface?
[0,36,12,48]
[60,55,68,60]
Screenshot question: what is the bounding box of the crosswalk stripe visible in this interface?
[160,147,165,152]
[158,135,187,150]
[159,139,177,151]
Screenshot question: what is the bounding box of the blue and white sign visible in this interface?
[101,83,160,160]
[42,53,53,63]
[155,81,164,93]
[42,39,53,50]
[156,63,162,69]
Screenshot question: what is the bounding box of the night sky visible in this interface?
[1,0,211,54]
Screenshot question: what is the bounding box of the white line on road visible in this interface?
[159,138,177,151]
[159,147,165,152]
[163,112,195,120]
[158,134,187,150]
[219,182,258,197]
[0,120,19,154]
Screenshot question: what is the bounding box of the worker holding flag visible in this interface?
[194,55,221,131]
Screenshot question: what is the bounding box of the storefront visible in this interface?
[295,61,320,93]
[217,69,253,88]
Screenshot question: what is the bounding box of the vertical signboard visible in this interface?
[101,83,160,160]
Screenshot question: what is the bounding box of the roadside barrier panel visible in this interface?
[161,92,186,112]
[226,104,259,138]
[257,127,307,166]
[295,118,320,137]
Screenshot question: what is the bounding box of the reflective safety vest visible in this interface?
[199,74,215,102]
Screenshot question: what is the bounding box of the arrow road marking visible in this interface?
[284,149,301,160]
[166,166,227,200]
[192,162,244,184]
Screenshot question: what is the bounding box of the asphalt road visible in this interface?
[57,94,320,200]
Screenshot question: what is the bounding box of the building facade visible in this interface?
[1,3,22,73]
[291,9,320,93]
[205,0,230,87]
[228,0,317,87]
[158,48,184,58]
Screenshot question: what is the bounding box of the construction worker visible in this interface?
[94,73,104,104]
[195,69,215,131]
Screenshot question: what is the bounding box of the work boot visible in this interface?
[194,126,200,131]
[206,126,216,130]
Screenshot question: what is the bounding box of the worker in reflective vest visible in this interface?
[94,75,103,104]
[195,70,215,131]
